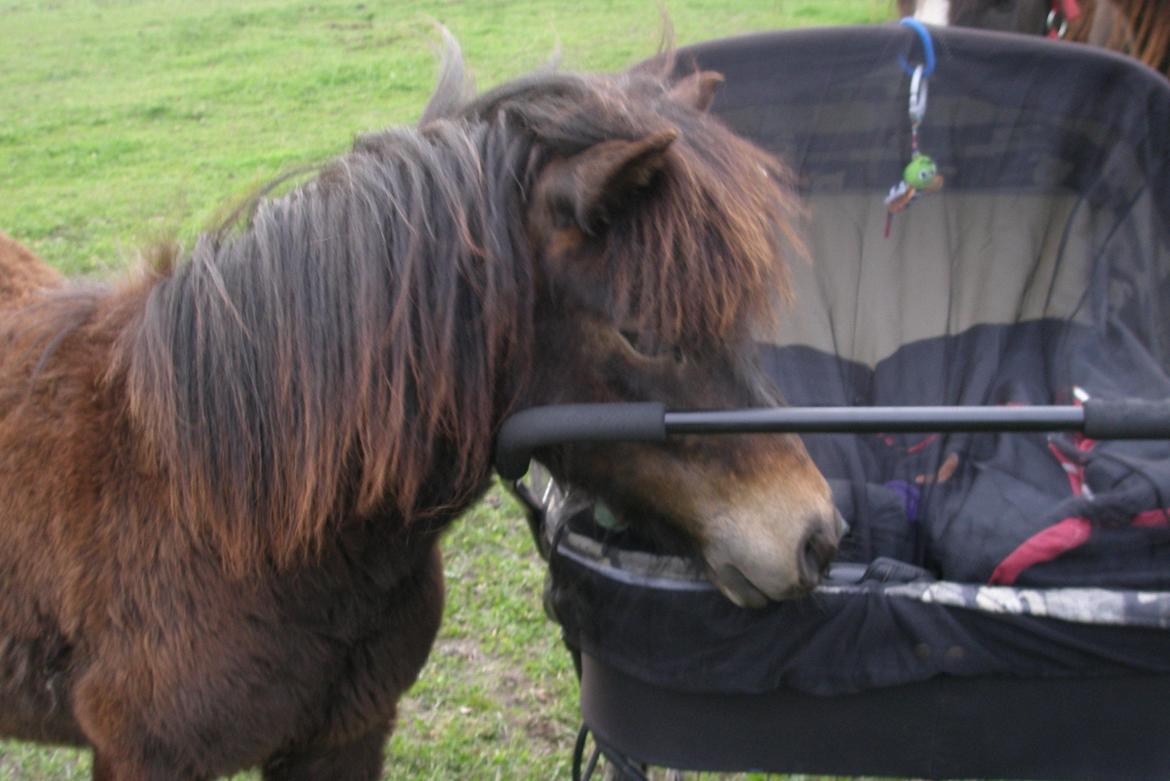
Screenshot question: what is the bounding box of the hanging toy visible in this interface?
[885,152,944,214]
[885,19,944,238]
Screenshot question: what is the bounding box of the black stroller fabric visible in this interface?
[541,25,1170,698]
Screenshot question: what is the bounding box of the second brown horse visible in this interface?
[899,0,1170,78]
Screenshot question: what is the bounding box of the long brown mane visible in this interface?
[102,45,800,571]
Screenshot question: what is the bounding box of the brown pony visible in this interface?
[0,39,840,781]
[898,0,1170,78]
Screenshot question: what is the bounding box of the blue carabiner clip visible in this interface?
[898,17,937,77]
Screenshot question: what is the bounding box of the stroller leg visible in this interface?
[572,724,650,781]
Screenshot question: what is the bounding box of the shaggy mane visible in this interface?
[110,39,802,571]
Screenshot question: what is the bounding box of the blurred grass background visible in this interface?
[0,1,895,778]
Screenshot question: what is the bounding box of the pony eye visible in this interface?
[551,206,575,230]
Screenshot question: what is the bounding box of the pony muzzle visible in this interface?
[703,502,842,608]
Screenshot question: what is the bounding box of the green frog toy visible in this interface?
[885,153,944,214]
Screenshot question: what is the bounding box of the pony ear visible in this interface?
[668,70,724,112]
[551,129,678,236]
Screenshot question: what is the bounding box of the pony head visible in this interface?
[449,56,842,605]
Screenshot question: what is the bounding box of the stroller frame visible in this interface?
[496,23,1170,781]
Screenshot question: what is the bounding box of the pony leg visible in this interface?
[91,751,207,781]
[79,685,205,781]
[261,727,389,781]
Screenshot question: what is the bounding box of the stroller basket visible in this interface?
[496,23,1170,781]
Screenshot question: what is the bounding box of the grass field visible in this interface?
[1,1,895,778]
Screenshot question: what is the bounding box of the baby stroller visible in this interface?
[497,21,1170,781]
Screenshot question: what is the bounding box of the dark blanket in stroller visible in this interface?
[769,320,1170,589]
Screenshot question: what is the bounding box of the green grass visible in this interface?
[0,1,897,778]
[1,0,891,274]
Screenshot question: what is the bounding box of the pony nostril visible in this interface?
[798,525,838,588]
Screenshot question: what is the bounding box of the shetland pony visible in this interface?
[898,0,1170,78]
[0,41,839,780]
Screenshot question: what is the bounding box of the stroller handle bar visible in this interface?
[494,399,1170,479]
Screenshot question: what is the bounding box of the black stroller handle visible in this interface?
[1083,398,1170,439]
[494,399,1170,479]
[495,402,667,480]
